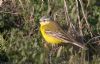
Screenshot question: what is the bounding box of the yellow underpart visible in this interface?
[40,21,63,44]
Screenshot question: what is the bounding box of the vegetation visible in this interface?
[0,0,100,64]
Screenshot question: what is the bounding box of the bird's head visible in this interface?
[39,16,53,25]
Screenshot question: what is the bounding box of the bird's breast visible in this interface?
[40,24,62,44]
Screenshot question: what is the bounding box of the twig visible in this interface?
[63,0,70,23]
[64,0,81,39]
[75,0,84,43]
[86,36,100,44]
[78,0,93,37]
[0,11,20,15]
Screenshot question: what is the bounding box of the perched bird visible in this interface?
[39,16,87,49]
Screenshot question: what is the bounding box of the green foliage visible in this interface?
[0,0,100,64]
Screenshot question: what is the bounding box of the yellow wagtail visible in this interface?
[40,16,87,49]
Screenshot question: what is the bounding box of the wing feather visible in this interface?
[45,30,87,49]
[45,30,73,43]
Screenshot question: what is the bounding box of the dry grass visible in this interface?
[0,0,100,64]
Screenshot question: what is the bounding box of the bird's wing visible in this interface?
[45,30,73,43]
[45,30,87,49]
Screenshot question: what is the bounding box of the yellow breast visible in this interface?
[40,22,62,44]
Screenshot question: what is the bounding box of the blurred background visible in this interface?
[0,0,100,64]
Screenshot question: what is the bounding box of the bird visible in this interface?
[39,16,87,49]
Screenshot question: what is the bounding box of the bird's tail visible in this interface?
[64,40,87,50]
[72,42,87,50]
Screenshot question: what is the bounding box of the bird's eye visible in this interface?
[44,19,47,21]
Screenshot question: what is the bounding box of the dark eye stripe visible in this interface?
[44,18,50,21]
[40,16,52,22]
